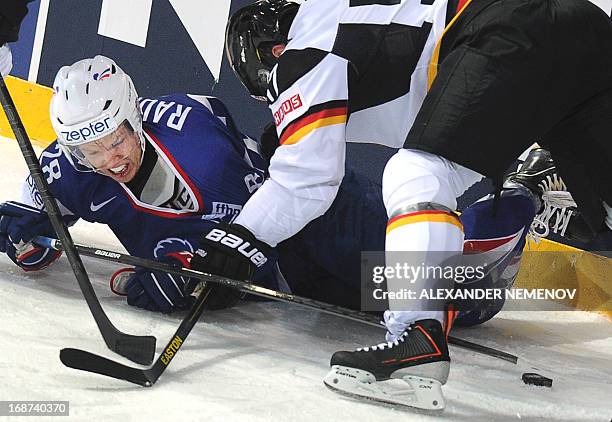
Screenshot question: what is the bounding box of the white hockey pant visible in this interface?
[381,149,484,339]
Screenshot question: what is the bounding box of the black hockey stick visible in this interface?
[60,288,212,387]
[35,236,519,366]
[0,76,155,365]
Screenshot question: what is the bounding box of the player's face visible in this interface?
[78,122,142,183]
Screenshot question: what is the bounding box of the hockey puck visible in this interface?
[522,372,553,387]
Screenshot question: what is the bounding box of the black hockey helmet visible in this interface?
[225,0,299,100]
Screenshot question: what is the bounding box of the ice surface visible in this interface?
[0,137,610,421]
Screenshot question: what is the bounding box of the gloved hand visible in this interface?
[111,261,246,313]
[0,201,61,271]
[189,223,273,309]
[193,223,272,280]
[0,44,12,77]
[120,238,196,313]
[124,263,194,314]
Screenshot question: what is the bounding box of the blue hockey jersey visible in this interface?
[22,94,267,260]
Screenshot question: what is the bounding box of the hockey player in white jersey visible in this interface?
[216,0,612,410]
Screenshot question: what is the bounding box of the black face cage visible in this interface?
[225,0,299,99]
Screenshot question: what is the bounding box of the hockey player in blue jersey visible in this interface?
[0,55,275,312]
[0,54,393,313]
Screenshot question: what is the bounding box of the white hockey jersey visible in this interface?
[234,0,611,247]
[235,0,456,246]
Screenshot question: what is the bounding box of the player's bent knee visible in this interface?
[382,149,458,215]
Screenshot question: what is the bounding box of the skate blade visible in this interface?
[323,365,445,411]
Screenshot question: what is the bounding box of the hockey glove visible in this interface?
[121,238,195,313]
[123,264,194,314]
[0,201,61,271]
[189,223,273,310]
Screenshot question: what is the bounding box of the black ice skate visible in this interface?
[505,148,567,199]
[505,148,590,242]
[324,317,453,410]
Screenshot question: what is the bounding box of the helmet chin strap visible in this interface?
[137,130,146,167]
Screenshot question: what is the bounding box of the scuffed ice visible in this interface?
[0,137,610,421]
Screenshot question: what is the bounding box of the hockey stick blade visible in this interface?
[112,335,156,366]
[59,289,211,385]
[0,77,156,366]
[60,348,154,387]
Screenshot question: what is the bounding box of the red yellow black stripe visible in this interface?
[279,100,348,146]
[386,210,463,234]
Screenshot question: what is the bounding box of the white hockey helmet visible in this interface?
[49,55,143,171]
